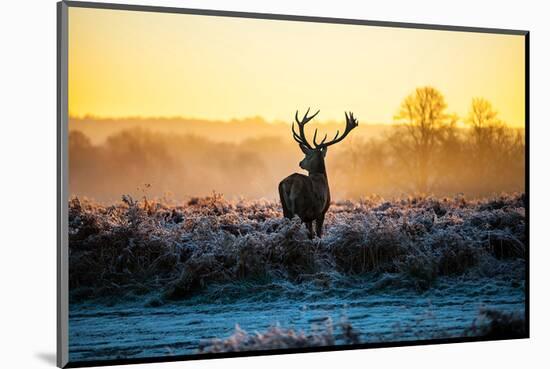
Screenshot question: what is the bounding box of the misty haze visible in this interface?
[69,110,524,203]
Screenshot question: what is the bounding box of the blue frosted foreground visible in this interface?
[68,194,526,361]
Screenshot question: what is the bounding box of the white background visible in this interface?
[0,0,548,368]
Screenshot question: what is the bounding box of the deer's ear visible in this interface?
[299,144,310,154]
[321,147,328,157]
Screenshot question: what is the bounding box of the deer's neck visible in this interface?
[308,160,330,211]
[308,160,329,194]
[308,158,327,178]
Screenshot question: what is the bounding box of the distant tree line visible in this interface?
[331,86,524,197]
[69,86,524,202]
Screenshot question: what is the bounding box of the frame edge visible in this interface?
[57,1,70,368]
[63,0,528,36]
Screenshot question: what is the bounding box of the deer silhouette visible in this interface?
[279,108,358,239]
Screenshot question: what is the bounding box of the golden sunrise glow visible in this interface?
[68,7,525,126]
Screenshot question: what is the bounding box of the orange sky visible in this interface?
[68,7,526,127]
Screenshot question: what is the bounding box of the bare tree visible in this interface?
[393,86,452,193]
[467,97,502,147]
[466,98,502,181]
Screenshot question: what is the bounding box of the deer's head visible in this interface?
[292,108,359,174]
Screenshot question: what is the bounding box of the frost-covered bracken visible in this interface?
[68,193,526,302]
[197,307,526,353]
[464,308,526,339]
[197,318,360,353]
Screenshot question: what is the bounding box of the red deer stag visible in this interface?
[279,108,358,239]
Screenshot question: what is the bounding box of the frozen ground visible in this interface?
[69,275,524,361]
[68,193,526,362]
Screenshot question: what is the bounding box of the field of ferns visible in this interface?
[68,193,527,359]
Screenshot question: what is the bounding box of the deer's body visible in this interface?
[279,109,358,239]
[279,172,330,237]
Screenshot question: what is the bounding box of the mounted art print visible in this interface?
[57,1,529,367]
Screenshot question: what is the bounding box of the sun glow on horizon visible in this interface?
[68,7,526,127]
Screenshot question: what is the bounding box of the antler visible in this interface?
[291,110,358,150]
[292,107,320,149]
[316,112,359,149]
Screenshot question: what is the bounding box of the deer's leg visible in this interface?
[315,214,325,238]
[306,221,314,240]
[278,182,292,219]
